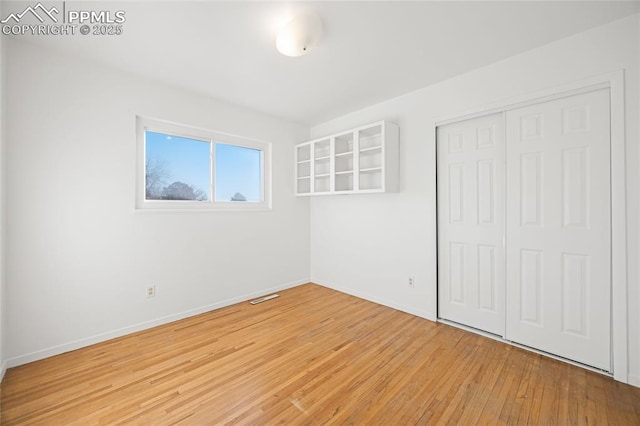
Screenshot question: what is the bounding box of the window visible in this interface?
[214,143,262,202]
[136,117,271,210]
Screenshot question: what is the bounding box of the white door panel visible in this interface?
[437,113,505,336]
[504,89,611,371]
[437,88,612,372]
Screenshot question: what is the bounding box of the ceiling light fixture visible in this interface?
[276,13,323,57]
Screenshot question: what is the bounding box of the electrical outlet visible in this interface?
[147,286,156,298]
[408,277,415,288]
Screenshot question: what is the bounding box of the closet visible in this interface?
[437,88,611,372]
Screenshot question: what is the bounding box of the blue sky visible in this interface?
[145,131,261,202]
[215,143,262,202]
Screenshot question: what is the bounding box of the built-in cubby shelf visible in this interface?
[294,121,399,196]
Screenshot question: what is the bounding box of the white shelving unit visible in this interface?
[295,144,311,195]
[334,131,355,192]
[295,121,399,196]
[313,138,331,193]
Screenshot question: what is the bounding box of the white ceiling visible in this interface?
[12,1,640,125]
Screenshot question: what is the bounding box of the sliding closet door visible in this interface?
[437,113,505,336]
[504,89,611,371]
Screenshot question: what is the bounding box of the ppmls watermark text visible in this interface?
[1,2,126,37]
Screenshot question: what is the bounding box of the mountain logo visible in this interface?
[1,2,59,24]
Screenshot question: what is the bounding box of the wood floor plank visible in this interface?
[1,283,639,425]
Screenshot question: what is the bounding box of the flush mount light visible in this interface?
[276,13,323,57]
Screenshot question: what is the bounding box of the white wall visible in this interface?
[0,0,5,380]
[310,14,640,384]
[4,39,310,366]
[637,13,640,388]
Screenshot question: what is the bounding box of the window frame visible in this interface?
[136,116,272,211]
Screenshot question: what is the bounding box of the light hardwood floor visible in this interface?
[1,283,639,424]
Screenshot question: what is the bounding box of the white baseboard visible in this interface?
[5,279,308,370]
[629,373,640,388]
[312,279,435,321]
[0,359,7,382]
